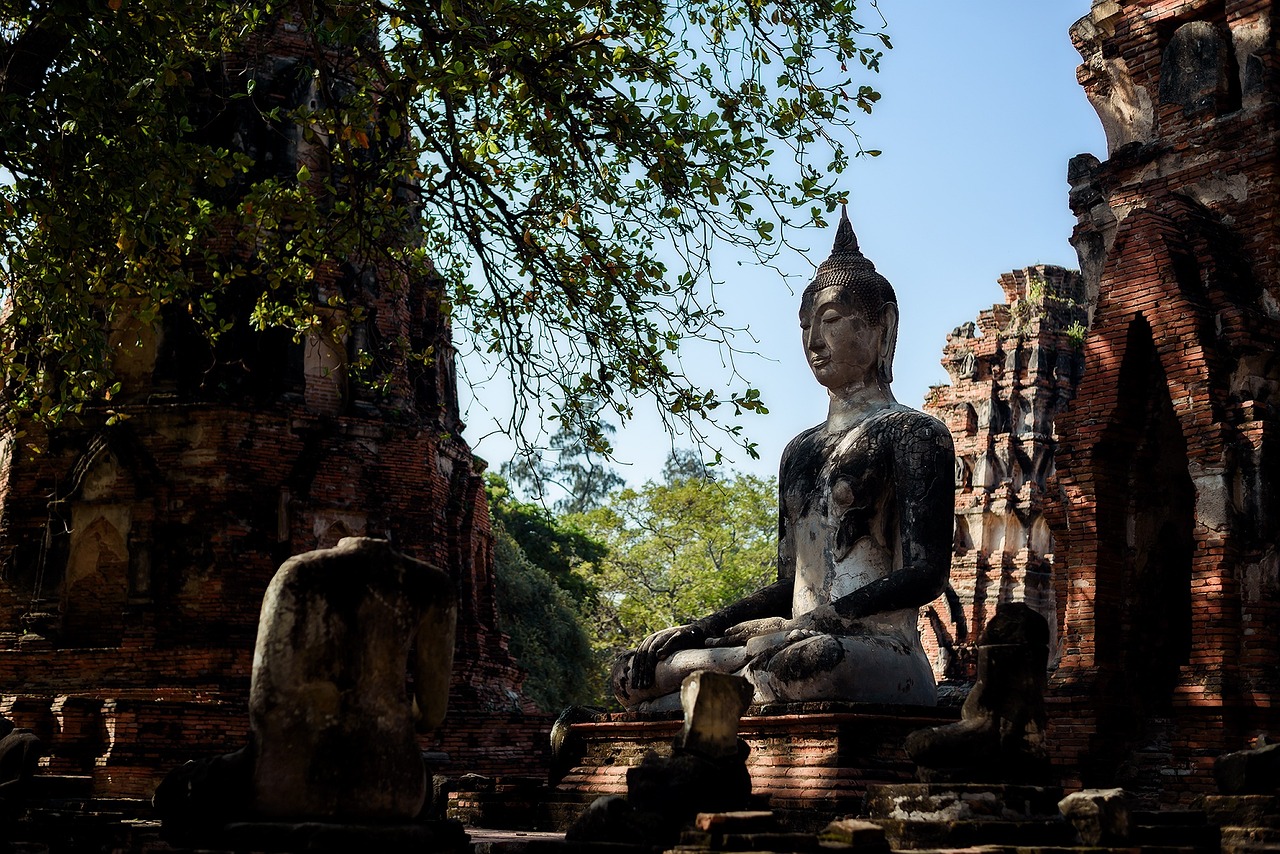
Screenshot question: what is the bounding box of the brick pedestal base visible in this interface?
[554,704,957,829]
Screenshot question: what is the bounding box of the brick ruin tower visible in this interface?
[921,266,1090,685]
[1048,0,1280,800]
[0,14,535,797]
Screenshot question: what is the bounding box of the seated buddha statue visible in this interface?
[612,209,955,712]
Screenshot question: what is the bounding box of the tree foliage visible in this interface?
[486,472,605,606]
[573,461,777,673]
[501,419,624,514]
[491,517,597,711]
[1,0,888,448]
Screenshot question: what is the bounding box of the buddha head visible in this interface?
[799,207,899,390]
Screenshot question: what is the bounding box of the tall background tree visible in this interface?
[574,452,777,698]
[489,445,777,710]
[501,420,625,514]
[0,0,888,448]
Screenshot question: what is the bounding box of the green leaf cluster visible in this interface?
[487,471,606,606]
[572,465,777,682]
[491,517,598,711]
[1,0,887,449]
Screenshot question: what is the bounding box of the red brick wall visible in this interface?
[427,713,553,779]
[922,266,1089,682]
[1051,0,1280,800]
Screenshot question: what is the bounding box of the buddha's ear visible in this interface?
[878,302,899,385]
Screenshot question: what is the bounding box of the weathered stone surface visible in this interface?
[865,783,1074,851]
[564,795,670,847]
[1215,743,1280,796]
[865,783,1064,823]
[625,744,752,823]
[249,537,457,820]
[820,818,889,849]
[613,210,953,712]
[677,814,883,854]
[152,747,252,827]
[677,672,754,759]
[1196,793,1280,828]
[1058,788,1133,845]
[694,811,775,832]
[1220,824,1280,854]
[871,816,1073,850]
[906,604,1051,784]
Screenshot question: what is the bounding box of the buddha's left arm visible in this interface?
[830,413,954,620]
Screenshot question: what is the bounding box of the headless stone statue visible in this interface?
[155,537,457,825]
[904,602,1052,784]
[612,209,954,711]
[249,537,457,819]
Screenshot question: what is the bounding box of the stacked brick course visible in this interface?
[921,266,1090,683]
[1047,0,1280,802]
[0,9,544,797]
[556,706,956,823]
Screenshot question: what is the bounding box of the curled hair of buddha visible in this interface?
[802,206,898,319]
[803,206,899,384]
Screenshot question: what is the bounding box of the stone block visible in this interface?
[1058,788,1133,845]
[694,811,776,832]
[1216,743,1280,796]
[1195,794,1280,828]
[819,818,890,849]
[678,672,753,759]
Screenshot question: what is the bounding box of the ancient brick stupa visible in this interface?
[0,15,534,798]
[922,265,1089,685]
[922,0,1280,802]
[1051,0,1280,798]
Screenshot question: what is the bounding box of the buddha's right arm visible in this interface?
[692,578,793,638]
[628,577,793,690]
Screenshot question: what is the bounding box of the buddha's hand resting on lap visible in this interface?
[707,604,846,649]
[786,603,846,634]
[631,623,708,689]
[705,617,790,647]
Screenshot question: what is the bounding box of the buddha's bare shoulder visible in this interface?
[780,422,828,462]
[870,404,952,446]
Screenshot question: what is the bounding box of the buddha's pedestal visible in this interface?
[553,703,957,830]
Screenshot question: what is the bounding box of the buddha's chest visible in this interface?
[782,425,898,613]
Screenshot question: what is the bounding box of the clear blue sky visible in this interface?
[460,1,1108,491]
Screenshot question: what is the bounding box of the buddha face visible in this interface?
[799,286,894,391]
